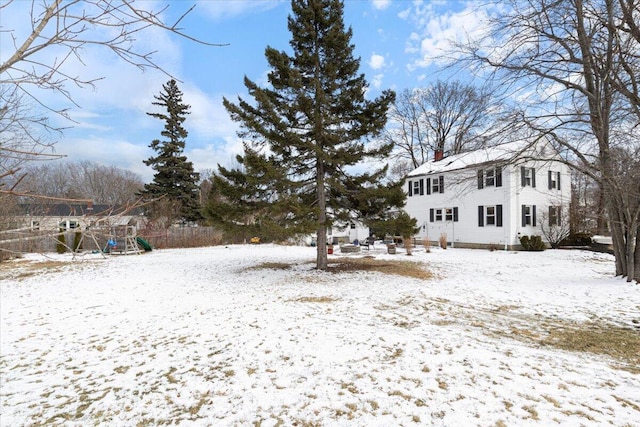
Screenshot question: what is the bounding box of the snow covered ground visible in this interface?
[1,244,639,426]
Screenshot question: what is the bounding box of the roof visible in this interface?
[406,140,558,178]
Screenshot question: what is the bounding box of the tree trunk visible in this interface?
[609,203,627,277]
[596,183,608,235]
[635,225,640,282]
[316,160,328,270]
[626,219,638,282]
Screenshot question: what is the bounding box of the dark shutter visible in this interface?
[557,207,561,226]
[430,208,434,223]
[496,166,502,187]
[426,178,431,195]
[478,206,484,227]
[548,170,552,190]
[522,204,526,227]
[521,166,526,187]
[532,168,536,187]
[497,205,503,227]
[408,181,413,196]
[419,178,424,196]
[453,207,459,222]
[532,205,537,226]
[478,170,484,189]
[439,175,444,193]
[557,172,561,190]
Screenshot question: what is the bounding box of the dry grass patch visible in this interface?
[0,259,69,281]
[328,257,432,280]
[540,323,640,370]
[248,262,292,270]
[292,296,337,303]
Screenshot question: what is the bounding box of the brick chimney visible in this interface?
[434,149,444,162]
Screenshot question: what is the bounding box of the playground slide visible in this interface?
[136,237,153,252]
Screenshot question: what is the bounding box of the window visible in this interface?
[521,205,537,227]
[486,206,496,225]
[431,175,444,194]
[478,205,503,227]
[549,206,561,226]
[407,179,424,196]
[521,166,536,187]
[59,220,79,230]
[485,169,495,187]
[477,166,502,189]
[445,208,453,221]
[430,207,459,222]
[548,171,561,190]
[30,220,40,231]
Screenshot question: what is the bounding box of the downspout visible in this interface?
[505,164,511,251]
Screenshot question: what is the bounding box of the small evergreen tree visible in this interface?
[216,0,403,269]
[140,79,202,225]
[56,228,66,254]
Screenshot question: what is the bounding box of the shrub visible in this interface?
[560,232,592,246]
[56,229,67,254]
[520,235,546,251]
[439,233,447,249]
[422,238,431,253]
[72,231,83,252]
[404,236,413,256]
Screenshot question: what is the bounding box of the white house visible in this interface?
[404,140,571,250]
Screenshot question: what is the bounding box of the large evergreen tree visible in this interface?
[213,0,402,269]
[140,79,202,225]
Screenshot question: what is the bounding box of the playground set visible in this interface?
[1,214,153,259]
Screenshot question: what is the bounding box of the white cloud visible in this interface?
[187,135,245,175]
[371,0,391,10]
[368,54,386,70]
[401,2,493,69]
[370,73,384,90]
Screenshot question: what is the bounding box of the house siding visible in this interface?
[404,146,571,249]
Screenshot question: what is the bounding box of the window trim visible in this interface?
[430,207,459,223]
[478,166,502,189]
[478,205,503,227]
[549,205,562,226]
[521,204,537,227]
[548,170,561,190]
[521,166,536,187]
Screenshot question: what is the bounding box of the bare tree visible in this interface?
[1,0,223,196]
[539,205,572,248]
[454,0,640,281]
[384,81,500,178]
[16,161,144,205]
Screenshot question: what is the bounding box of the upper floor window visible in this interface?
[431,175,444,194]
[521,166,536,187]
[548,171,561,190]
[407,178,424,197]
[477,166,502,189]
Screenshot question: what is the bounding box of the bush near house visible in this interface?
[520,235,546,251]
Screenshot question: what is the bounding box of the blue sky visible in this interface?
[3,1,489,182]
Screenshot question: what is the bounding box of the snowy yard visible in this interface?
[1,244,639,426]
